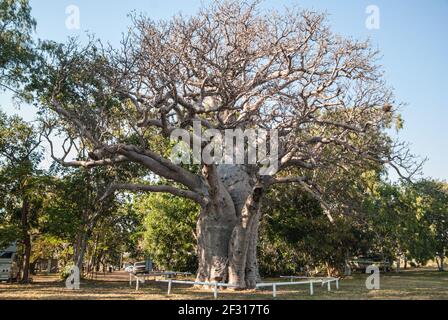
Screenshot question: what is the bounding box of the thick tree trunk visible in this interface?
[88,234,100,277]
[74,213,97,274]
[195,189,237,283]
[196,165,263,289]
[75,231,90,273]
[245,211,262,288]
[21,199,32,283]
[437,254,445,272]
[227,187,263,288]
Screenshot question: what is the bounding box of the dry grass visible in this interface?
[1,268,447,300]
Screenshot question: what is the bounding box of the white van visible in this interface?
[0,243,19,282]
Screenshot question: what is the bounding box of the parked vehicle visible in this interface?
[124,265,134,273]
[132,261,148,274]
[128,259,153,274]
[0,244,19,282]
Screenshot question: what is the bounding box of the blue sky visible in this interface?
[1,0,447,180]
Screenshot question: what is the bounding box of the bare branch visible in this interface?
[100,183,206,205]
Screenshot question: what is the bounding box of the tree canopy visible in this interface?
[0,0,36,91]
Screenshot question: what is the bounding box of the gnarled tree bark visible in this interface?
[196,165,263,289]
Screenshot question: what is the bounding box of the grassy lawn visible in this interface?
[1,268,447,300]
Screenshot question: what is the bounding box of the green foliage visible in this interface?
[0,223,20,249]
[87,202,144,269]
[0,0,36,88]
[129,176,446,277]
[0,110,46,242]
[137,193,199,272]
[362,183,409,260]
[409,180,448,265]
[0,110,56,281]
[357,178,448,269]
[259,185,366,276]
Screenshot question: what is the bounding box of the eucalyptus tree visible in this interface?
[31,1,417,288]
[45,166,128,272]
[0,110,47,282]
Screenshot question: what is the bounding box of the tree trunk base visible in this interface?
[195,165,263,289]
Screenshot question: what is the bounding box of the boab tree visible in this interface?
[31,1,417,288]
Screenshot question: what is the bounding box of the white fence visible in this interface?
[257,277,340,298]
[129,271,192,290]
[157,279,239,299]
[130,273,340,299]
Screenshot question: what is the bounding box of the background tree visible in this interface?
[137,193,198,272]
[83,201,142,276]
[259,184,367,276]
[44,167,125,272]
[410,180,448,271]
[0,0,36,91]
[362,182,409,269]
[30,1,418,288]
[0,110,51,282]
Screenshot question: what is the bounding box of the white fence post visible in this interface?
[213,282,218,299]
[273,284,277,298]
[168,279,172,295]
[327,281,331,292]
[336,279,339,289]
[310,281,314,295]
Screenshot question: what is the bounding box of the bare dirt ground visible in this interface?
[1,268,447,300]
